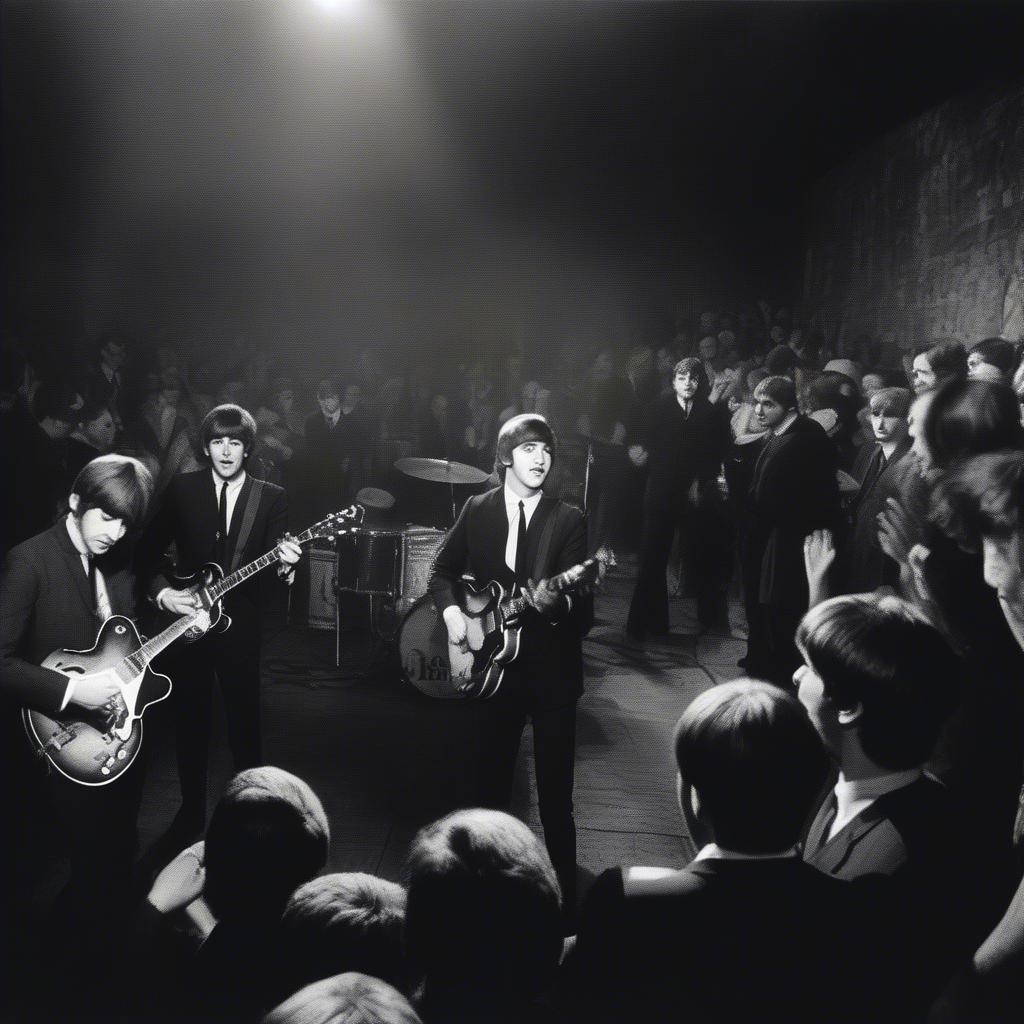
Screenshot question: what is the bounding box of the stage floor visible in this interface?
[130,563,748,892]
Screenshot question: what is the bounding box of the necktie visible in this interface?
[514,500,528,584]
[87,557,99,617]
[217,480,229,568]
[861,445,887,497]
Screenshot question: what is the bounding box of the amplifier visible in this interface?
[306,542,338,632]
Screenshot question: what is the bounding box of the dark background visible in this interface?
[5,0,1024,360]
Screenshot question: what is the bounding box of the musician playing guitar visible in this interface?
[139,404,302,845]
[428,414,593,917]
[0,455,153,975]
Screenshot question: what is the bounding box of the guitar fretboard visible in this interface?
[207,523,320,601]
[501,561,594,618]
[118,614,199,682]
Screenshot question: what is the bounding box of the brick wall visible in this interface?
[802,79,1024,361]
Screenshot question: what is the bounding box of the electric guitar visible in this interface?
[23,506,362,786]
[443,548,613,700]
[170,504,363,641]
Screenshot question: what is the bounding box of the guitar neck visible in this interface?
[121,614,200,677]
[206,525,316,602]
[503,562,591,618]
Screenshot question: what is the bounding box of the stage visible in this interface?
[129,560,745,894]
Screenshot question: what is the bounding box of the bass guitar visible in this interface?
[23,505,362,786]
[400,548,612,700]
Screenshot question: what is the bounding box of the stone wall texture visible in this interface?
[802,78,1024,359]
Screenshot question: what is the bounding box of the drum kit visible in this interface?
[325,457,490,674]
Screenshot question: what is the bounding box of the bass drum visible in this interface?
[398,595,465,700]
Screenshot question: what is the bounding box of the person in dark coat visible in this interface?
[626,358,732,638]
[841,386,914,593]
[796,594,995,1016]
[428,414,592,912]
[744,375,838,687]
[0,455,153,1002]
[140,404,302,842]
[565,680,887,1024]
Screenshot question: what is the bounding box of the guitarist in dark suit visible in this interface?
[428,413,593,915]
[0,455,153,984]
[140,404,302,842]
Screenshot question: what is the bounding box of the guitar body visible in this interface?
[22,615,173,786]
[399,580,522,700]
[172,563,232,641]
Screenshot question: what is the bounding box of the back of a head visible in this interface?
[922,377,1024,470]
[204,767,330,924]
[404,809,563,995]
[277,873,407,999]
[797,596,961,770]
[924,338,968,384]
[765,344,799,377]
[263,973,421,1024]
[674,680,829,854]
[934,449,1024,550]
[971,337,1016,375]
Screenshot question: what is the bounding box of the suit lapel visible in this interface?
[54,521,93,614]
[226,475,256,567]
[524,495,557,581]
[805,800,887,874]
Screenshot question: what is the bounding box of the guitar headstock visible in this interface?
[302,504,365,543]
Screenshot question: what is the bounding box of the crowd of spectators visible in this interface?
[8,311,1024,1021]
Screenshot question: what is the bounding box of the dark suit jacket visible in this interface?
[139,469,289,643]
[565,857,888,1023]
[0,520,134,715]
[428,486,592,708]
[805,774,991,1009]
[748,415,838,609]
[844,435,913,592]
[639,393,731,503]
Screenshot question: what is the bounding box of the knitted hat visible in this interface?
[495,413,555,467]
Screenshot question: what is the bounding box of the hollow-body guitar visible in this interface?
[23,505,362,786]
[403,549,612,700]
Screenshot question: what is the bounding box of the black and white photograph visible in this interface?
[4,1,1024,1020]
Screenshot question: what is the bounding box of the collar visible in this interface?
[210,469,247,495]
[833,767,922,821]
[694,843,800,863]
[324,409,340,428]
[65,513,89,559]
[772,411,799,436]
[504,481,544,515]
[879,439,899,460]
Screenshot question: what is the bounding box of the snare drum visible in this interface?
[335,528,404,596]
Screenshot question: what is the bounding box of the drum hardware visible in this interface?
[394,457,490,523]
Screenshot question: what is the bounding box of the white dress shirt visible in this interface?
[211,469,247,535]
[828,768,923,840]
[693,843,800,862]
[504,483,543,574]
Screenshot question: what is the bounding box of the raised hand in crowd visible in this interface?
[803,528,835,609]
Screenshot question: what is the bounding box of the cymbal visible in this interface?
[355,486,395,511]
[394,457,490,485]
